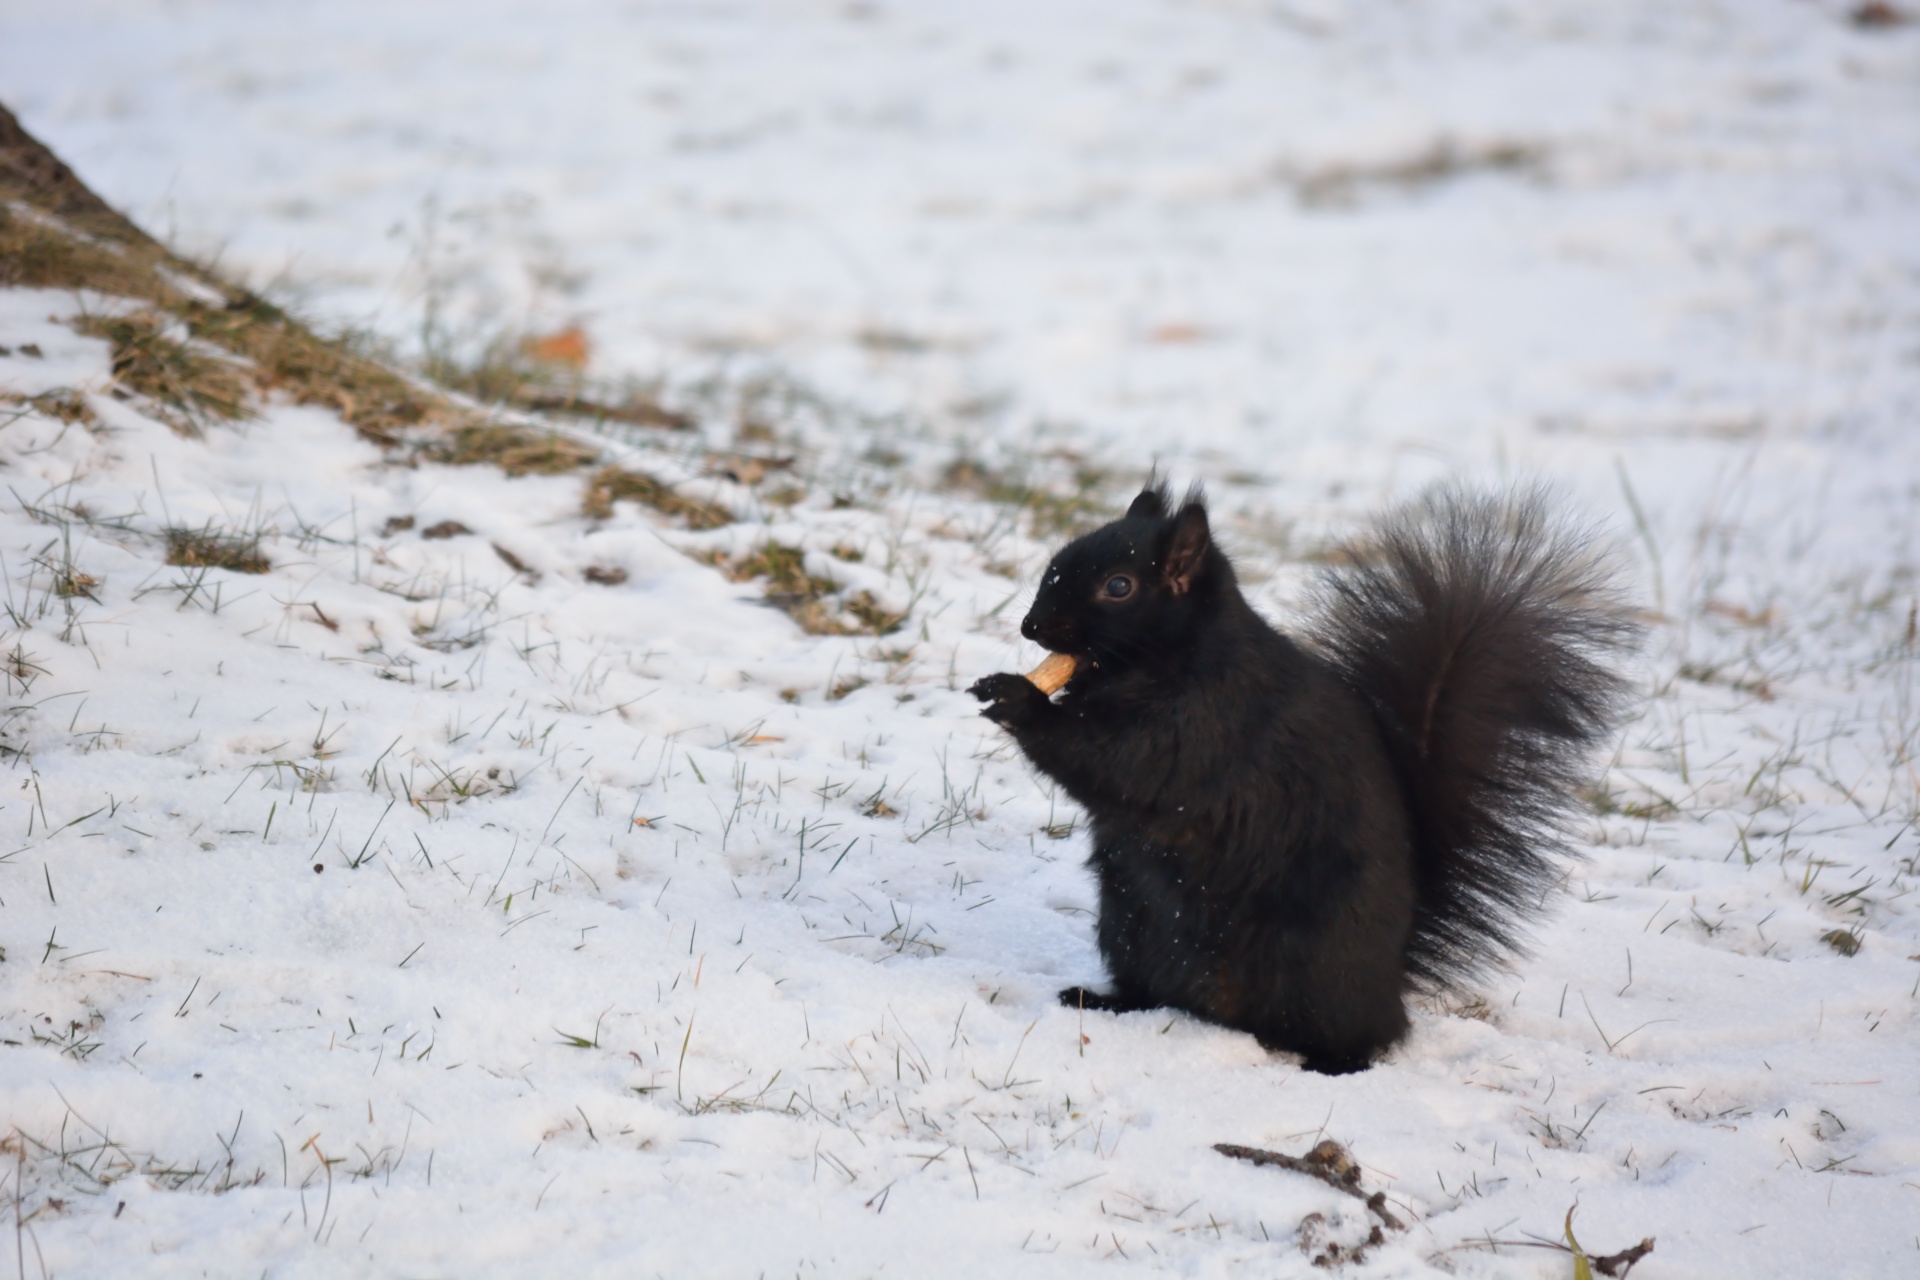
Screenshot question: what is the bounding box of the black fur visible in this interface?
[970,481,1636,1074]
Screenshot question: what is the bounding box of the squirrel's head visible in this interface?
[1020,478,1229,669]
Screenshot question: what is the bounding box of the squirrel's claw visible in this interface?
[967,672,1021,702]
[969,672,1045,726]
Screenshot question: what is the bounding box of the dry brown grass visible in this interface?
[726,541,835,598]
[0,202,163,297]
[583,466,731,528]
[72,310,253,435]
[179,297,469,448]
[0,388,97,428]
[428,423,600,476]
[164,525,271,575]
[843,591,907,636]
[714,541,904,636]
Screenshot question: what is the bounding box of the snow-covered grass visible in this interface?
[2,1,1918,1275]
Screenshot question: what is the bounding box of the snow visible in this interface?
[2,1,1918,1274]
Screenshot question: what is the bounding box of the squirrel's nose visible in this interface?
[1019,615,1039,641]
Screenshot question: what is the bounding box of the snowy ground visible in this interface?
[2,1,1919,1275]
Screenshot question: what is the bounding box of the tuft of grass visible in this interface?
[521,390,695,430]
[0,201,159,297]
[727,542,834,599]
[50,565,100,601]
[73,311,253,435]
[5,642,51,694]
[713,542,905,636]
[1583,782,1680,822]
[1820,928,1862,957]
[428,423,598,476]
[1,388,98,428]
[164,525,271,575]
[583,466,730,528]
[845,590,907,636]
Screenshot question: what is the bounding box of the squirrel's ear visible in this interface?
[1126,475,1172,520]
[1163,502,1211,597]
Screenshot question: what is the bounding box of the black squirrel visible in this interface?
[969,480,1637,1074]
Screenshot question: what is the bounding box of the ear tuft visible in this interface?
[1125,473,1173,521]
[1163,500,1212,597]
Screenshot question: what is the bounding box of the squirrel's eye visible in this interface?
[1102,575,1134,600]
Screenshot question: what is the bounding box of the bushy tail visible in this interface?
[1311,487,1640,989]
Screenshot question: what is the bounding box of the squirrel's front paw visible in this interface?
[968,672,1047,727]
